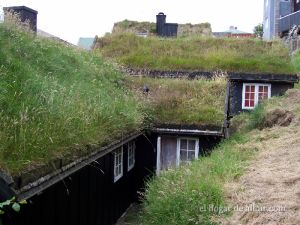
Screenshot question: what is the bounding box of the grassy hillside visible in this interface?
[0,23,144,173]
[139,87,300,225]
[126,76,226,127]
[95,33,295,74]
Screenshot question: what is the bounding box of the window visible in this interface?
[127,141,136,171]
[242,83,271,109]
[113,147,123,182]
[177,138,199,165]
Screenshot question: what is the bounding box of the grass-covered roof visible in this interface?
[0,24,144,173]
[126,76,226,127]
[0,24,226,174]
[95,33,295,74]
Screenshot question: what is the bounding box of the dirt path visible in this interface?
[222,123,300,225]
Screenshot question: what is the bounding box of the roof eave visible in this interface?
[13,131,143,201]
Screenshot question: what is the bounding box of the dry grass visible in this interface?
[218,88,300,225]
[126,75,227,127]
[220,123,300,225]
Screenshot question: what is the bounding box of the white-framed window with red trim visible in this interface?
[242,83,271,109]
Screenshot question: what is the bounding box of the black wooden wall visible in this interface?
[4,135,155,225]
[4,6,37,32]
[229,81,294,115]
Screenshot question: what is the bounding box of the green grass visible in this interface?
[113,20,156,34]
[140,133,252,225]
[126,76,226,127]
[140,87,300,225]
[0,23,144,173]
[95,33,295,74]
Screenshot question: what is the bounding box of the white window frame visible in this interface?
[127,141,136,172]
[113,147,123,183]
[176,138,199,166]
[242,83,271,110]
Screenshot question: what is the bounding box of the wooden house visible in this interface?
[1,133,156,225]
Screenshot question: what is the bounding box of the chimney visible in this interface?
[229,26,235,30]
[156,12,166,36]
[3,6,38,32]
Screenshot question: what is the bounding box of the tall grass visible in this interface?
[141,134,252,225]
[0,23,144,173]
[96,33,295,74]
[126,76,226,126]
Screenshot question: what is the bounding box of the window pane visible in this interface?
[180,150,187,161]
[187,151,195,161]
[250,93,255,100]
[180,139,187,150]
[250,100,255,107]
[251,86,255,92]
[245,100,249,107]
[245,93,250,99]
[246,86,250,92]
[264,86,268,92]
[188,140,196,150]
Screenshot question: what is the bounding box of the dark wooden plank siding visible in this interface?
[4,135,155,225]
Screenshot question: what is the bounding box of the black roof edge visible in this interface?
[3,6,38,14]
[15,131,143,201]
[229,73,299,83]
[123,68,299,82]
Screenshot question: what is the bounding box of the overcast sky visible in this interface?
[1,0,263,44]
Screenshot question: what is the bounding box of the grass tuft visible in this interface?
[126,76,227,127]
